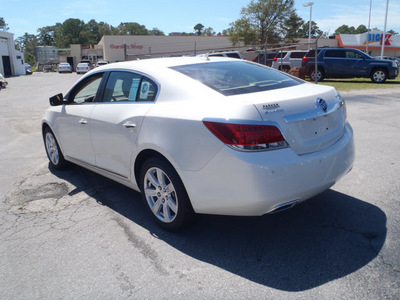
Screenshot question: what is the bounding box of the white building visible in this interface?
[337,31,400,57]
[0,31,25,76]
[97,35,246,63]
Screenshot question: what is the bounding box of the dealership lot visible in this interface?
[0,73,399,299]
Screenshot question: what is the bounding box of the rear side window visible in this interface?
[102,71,157,102]
[171,61,303,96]
[290,51,307,59]
[275,52,287,58]
[325,50,346,58]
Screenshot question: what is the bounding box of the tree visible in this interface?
[334,24,356,35]
[0,17,9,31]
[355,25,368,34]
[298,21,323,38]
[15,33,38,65]
[194,23,204,36]
[118,22,148,35]
[388,29,399,36]
[202,27,216,36]
[37,26,57,46]
[149,28,165,35]
[54,18,88,47]
[228,0,295,46]
[282,12,304,43]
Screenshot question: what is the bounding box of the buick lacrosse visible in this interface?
[42,57,355,230]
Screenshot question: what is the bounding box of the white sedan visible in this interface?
[42,57,355,231]
[76,63,91,74]
[58,62,72,73]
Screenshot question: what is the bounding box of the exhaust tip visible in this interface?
[268,200,299,214]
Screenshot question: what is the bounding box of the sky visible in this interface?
[1,0,400,39]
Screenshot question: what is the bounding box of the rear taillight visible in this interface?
[302,57,309,62]
[273,57,278,62]
[203,121,288,151]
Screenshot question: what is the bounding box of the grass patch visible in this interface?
[307,73,400,91]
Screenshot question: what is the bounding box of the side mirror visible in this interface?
[49,93,64,106]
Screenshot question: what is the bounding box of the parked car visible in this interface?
[271,50,308,72]
[198,51,244,59]
[96,60,109,67]
[42,57,355,231]
[76,63,91,74]
[25,63,32,75]
[58,62,72,73]
[0,72,7,89]
[252,51,281,67]
[80,60,93,68]
[302,47,399,83]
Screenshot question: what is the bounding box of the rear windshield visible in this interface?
[171,61,303,96]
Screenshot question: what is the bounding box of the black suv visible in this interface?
[302,47,399,83]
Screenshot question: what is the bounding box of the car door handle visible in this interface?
[123,122,136,129]
[79,119,87,125]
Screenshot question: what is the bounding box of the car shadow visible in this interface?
[50,164,387,292]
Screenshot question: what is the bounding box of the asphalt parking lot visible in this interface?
[1,72,399,299]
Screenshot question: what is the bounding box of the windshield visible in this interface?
[171,61,303,96]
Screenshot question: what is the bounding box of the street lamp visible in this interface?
[303,2,314,50]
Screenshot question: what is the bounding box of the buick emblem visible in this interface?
[317,98,328,112]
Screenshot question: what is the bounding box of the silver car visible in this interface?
[58,63,72,73]
[42,57,355,231]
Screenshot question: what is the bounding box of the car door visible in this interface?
[345,50,370,76]
[89,71,158,180]
[55,73,104,165]
[323,49,346,75]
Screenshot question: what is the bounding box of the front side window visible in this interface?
[171,61,303,96]
[102,71,157,102]
[345,51,364,59]
[69,73,104,104]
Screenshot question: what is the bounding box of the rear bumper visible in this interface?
[181,123,355,216]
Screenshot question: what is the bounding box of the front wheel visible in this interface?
[310,68,324,82]
[140,157,194,231]
[43,127,69,170]
[371,68,387,83]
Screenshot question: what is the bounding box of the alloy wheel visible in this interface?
[144,167,178,223]
[45,132,59,165]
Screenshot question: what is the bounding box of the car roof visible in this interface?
[93,56,240,73]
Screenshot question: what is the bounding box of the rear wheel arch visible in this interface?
[135,150,194,231]
[134,149,175,187]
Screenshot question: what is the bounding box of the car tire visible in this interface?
[139,157,194,231]
[280,66,290,73]
[371,68,387,83]
[310,68,324,82]
[43,127,69,170]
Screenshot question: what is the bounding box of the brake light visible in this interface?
[203,121,288,151]
[302,56,309,62]
[273,57,278,62]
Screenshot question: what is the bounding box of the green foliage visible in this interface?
[282,12,304,43]
[334,24,368,35]
[202,27,216,36]
[118,22,149,35]
[194,23,204,36]
[0,17,9,31]
[298,21,323,38]
[228,0,295,46]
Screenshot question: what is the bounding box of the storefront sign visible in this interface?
[110,43,144,50]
